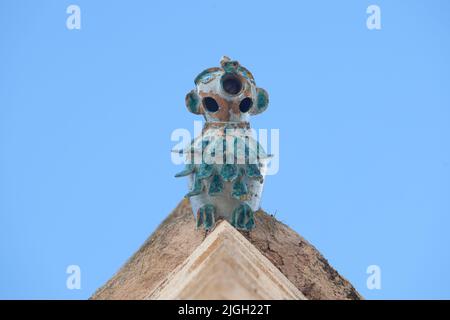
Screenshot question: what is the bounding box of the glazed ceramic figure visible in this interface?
[175,57,270,231]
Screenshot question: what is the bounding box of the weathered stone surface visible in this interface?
[147,220,306,300]
[91,199,362,300]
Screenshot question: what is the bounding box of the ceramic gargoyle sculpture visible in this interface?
[174,56,270,231]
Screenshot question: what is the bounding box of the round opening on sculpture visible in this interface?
[239,97,253,113]
[202,97,220,113]
[221,74,242,95]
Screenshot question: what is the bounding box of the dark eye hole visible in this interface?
[239,97,253,113]
[202,97,219,113]
[222,75,242,95]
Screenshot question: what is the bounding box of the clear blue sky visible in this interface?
[1,0,449,299]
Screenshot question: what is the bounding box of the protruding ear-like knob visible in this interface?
[185,90,203,115]
[250,87,269,115]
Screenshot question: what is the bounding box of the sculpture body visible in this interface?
[175,57,270,231]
